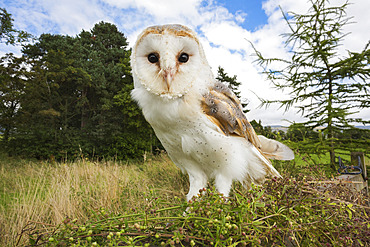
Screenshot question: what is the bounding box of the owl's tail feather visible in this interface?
[251,145,282,178]
[258,135,295,161]
[245,135,294,186]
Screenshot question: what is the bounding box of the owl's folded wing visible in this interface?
[201,82,294,162]
[201,82,262,149]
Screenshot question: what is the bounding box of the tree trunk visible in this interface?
[328,125,336,171]
[329,148,336,171]
[81,88,88,129]
[327,78,336,171]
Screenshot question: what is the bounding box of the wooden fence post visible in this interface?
[350,152,368,195]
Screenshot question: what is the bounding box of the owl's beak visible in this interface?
[163,69,174,91]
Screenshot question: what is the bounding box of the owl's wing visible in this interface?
[201,82,294,163]
[201,82,262,149]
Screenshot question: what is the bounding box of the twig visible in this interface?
[75,231,206,241]
[27,220,56,227]
[307,180,365,184]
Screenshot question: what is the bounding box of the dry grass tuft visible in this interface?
[0,154,188,246]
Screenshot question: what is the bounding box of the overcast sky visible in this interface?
[1,0,369,126]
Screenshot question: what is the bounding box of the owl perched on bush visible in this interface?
[131,24,294,201]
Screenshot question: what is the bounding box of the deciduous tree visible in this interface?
[0,8,31,44]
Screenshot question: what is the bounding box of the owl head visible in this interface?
[131,24,213,99]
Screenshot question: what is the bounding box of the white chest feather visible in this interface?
[132,87,255,181]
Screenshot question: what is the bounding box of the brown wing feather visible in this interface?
[201,82,262,149]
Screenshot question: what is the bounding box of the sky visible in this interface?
[1,0,369,126]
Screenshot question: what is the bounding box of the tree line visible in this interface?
[1,19,160,159]
[0,15,246,160]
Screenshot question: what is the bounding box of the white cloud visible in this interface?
[44,0,107,34]
[6,0,108,35]
[1,0,369,125]
[103,0,206,31]
[201,22,252,51]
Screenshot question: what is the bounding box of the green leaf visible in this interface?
[346,208,352,220]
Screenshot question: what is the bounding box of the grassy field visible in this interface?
[0,151,369,246]
[0,153,189,246]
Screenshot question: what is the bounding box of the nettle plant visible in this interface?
[27,172,369,246]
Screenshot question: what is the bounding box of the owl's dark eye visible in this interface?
[147,53,159,63]
[178,53,189,63]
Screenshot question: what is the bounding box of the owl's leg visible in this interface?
[215,174,233,198]
[186,171,207,201]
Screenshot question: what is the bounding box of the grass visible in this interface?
[0,151,369,246]
[0,153,188,246]
[275,146,370,178]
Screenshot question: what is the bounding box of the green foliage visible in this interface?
[252,0,370,169]
[27,174,369,246]
[287,123,319,142]
[1,22,155,160]
[250,120,288,141]
[0,54,27,142]
[216,66,249,113]
[0,8,31,45]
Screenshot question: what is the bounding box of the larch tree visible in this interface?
[252,0,370,169]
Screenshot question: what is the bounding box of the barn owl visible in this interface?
[131,24,294,201]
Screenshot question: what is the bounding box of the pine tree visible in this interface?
[11,34,91,158]
[216,66,249,113]
[252,0,370,169]
[5,22,154,159]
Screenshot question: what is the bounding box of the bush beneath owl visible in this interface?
[131,24,294,201]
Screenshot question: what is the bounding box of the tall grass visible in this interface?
[0,153,188,246]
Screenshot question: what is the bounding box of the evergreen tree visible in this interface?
[252,0,370,169]
[76,22,131,153]
[10,34,91,158]
[77,22,158,158]
[216,66,249,113]
[5,22,154,159]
